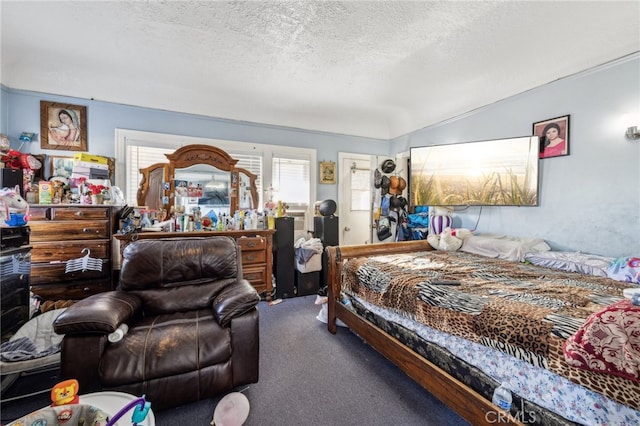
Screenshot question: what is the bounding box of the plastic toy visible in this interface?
[51,379,80,406]
[51,379,151,425]
[106,395,151,426]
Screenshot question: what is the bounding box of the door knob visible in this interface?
[344,226,350,231]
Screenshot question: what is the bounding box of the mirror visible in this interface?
[236,168,258,210]
[137,144,259,217]
[137,163,168,211]
[174,164,230,216]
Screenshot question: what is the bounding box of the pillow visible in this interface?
[564,299,640,382]
[460,233,550,262]
[525,251,614,277]
[607,257,640,284]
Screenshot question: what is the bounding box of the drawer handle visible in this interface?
[246,242,257,248]
[76,211,84,217]
[82,228,100,234]
[84,287,90,291]
[245,255,257,261]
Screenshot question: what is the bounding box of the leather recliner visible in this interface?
[53,236,260,411]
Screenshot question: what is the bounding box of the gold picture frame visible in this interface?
[319,161,336,184]
[40,100,88,151]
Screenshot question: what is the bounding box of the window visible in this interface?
[271,157,310,207]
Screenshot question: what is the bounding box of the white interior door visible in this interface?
[338,153,372,246]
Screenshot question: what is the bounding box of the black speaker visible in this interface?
[0,169,24,197]
[295,270,320,296]
[314,216,339,288]
[273,216,295,299]
[314,216,339,246]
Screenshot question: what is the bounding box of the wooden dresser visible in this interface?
[114,230,275,300]
[28,205,118,304]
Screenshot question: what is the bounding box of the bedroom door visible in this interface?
[338,153,372,245]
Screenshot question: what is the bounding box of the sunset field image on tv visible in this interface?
[410,136,539,207]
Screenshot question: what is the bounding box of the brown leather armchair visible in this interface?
[53,236,260,411]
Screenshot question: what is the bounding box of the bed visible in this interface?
[325,239,639,426]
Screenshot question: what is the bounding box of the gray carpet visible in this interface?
[1,295,469,425]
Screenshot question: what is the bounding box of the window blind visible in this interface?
[272,157,310,207]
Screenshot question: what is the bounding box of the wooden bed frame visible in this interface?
[326,241,524,425]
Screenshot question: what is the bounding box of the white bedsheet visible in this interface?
[460,234,551,262]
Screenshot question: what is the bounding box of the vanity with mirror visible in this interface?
[128,144,273,299]
[136,144,258,216]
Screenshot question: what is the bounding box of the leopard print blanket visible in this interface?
[342,250,640,411]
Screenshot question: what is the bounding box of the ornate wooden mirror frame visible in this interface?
[137,144,259,214]
[137,162,169,210]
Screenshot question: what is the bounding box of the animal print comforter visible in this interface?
[341,250,640,410]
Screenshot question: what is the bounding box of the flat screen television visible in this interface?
[410,136,539,207]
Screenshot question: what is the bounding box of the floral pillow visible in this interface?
[607,257,640,284]
[564,299,640,382]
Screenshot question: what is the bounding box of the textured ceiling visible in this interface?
[1,1,639,140]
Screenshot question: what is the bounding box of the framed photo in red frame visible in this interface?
[40,100,88,151]
[533,115,570,159]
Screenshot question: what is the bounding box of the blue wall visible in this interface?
[0,86,391,202]
[392,55,640,258]
[2,54,638,257]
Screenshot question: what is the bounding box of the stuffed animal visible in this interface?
[451,228,473,239]
[439,227,463,251]
[427,227,473,251]
[0,185,29,226]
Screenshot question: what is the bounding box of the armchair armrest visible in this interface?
[213,279,260,327]
[53,291,142,335]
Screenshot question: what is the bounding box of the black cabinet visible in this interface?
[273,216,295,299]
[314,216,339,288]
[1,245,31,342]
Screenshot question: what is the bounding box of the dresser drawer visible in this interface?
[236,236,266,251]
[31,260,110,285]
[31,240,109,262]
[28,206,110,221]
[51,207,110,220]
[243,265,267,286]
[31,279,111,300]
[240,250,266,265]
[29,220,109,242]
[29,207,50,221]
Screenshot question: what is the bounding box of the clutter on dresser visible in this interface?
[25,152,119,206]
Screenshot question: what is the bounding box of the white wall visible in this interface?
[392,55,640,258]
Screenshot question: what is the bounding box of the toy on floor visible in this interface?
[211,392,250,426]
[107,395,151,426]
[7,379,151,426]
